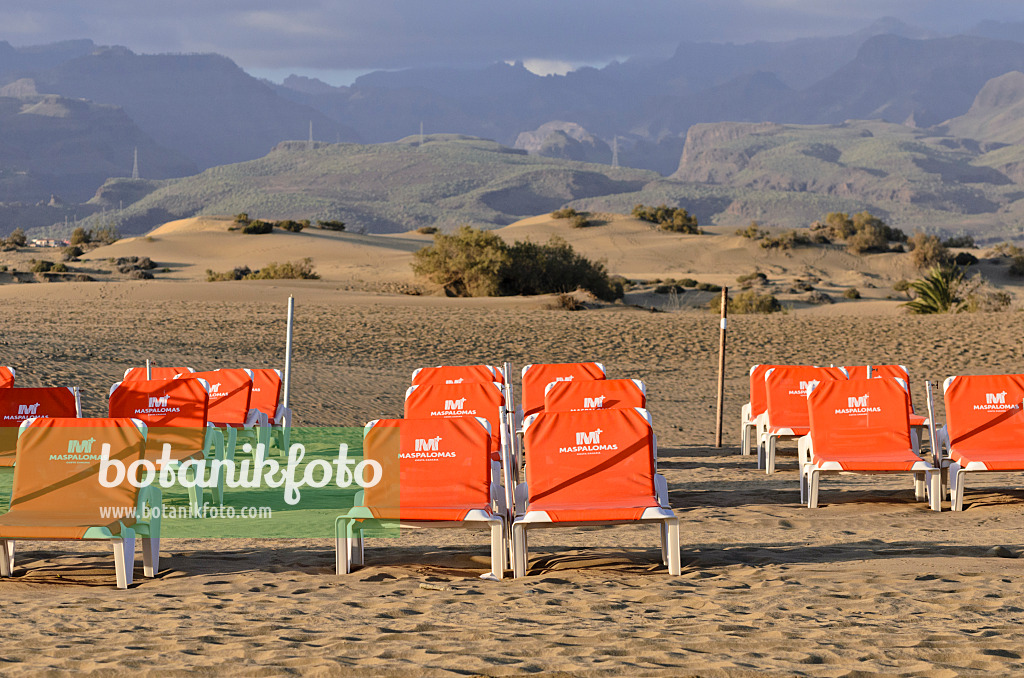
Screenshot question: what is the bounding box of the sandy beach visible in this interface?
[0,267,1022,675]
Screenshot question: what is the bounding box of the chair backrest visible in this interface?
[943,374,1024,451]
[124,366,193,381]
[764,365,847,428]
[0,387,80,464]
[864,365,916,413]
[11,417,146,528]
[109,377,210,461]
[184,369,253,426]
[0,366,14,388]
[247,368,282,418]
[807,377,912,454]
[543,378,646,412]
[362,417,492,519]
[748,364,782,418]
[521,362,605,417]
[404,382,505,454]
[411,364,506,386]
[523,408,656,515]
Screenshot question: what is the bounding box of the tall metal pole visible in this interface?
[715,287,728,447]
[283,296,294,409]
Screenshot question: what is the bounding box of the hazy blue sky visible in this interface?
[2,1,1023,84]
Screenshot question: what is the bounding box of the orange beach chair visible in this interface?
[123,366,194,381]
[520,362,605,419]
[247,368,292,454]
[543,378,646,412]
[412,364,507,386]
[758,365,847,474]
[938,374,1024,511]
[0,417,161,588]
[0,367,14,388]
[335,417,507,579]
[183,369,267,459]
[798,378,940,509]
[109,376,226,508]
[512,408,680,577]
[740,364,780,456]
[0,387,81,466]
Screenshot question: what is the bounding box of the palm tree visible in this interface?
[902,265,966,314]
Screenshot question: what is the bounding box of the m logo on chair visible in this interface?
[576,428,603,445]
[17,403,40,416]
[583,396,605,409]
[977,391,1016,411]
[848,395,869,408]
[415,436,442,452]
[835,393,880,415]
[148,395,170,408]
[444,398,466,411]
[561,428,617,454]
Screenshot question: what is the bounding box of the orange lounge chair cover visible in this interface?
[109,377,210,462]
[764,366,846,435]
[412,364,505,386]
[186,370,252,427]
[404,382,505,456]
[0,367,14,388]
[808,378,920,471]
[544,378,646,412]
[0,417,145,539]
[363,417,492,522]
[944,374,1024,470]
[0,387,79,466]
[524,408,659,522]
[248,369,282,420]
[124,366,192,381]
[863,365,927,426]
[521,362,605,418]
[748,364,782,420]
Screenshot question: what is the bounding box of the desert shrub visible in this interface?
[908,232,951,270]
[893,279,911,297]
[632,203,701,234]
[242,220,273,235]
[417,226,438,235]
[62,245,83,261]
[953,251,978,267]
[696,281,721,292]
[31,260,54,273]
[761,230,810,250]
[249,258,319,280]
[654,284,682,294]
[736,222,767,239]
[234,213,250,225]
[816,211,905,252]
[412,225,621,301]
[551,208,579,219]
[51,262,68,273]
[710,290,782,314]
[806,291,834,305]
[736,271,768,287]
[316,220,346,231]
[609,275,631,292]
[6,228,26,248]
[678,278,698,287]
[843,288,861,299]
[277,220,305,233]
[127,269,153,280]
[846,223,889,254]
[966,286,1012,312]
[92,226,120,245]
[853,212,906,243]
[569,214,590,228]
[944,234,976,248]
[69,227,91,246]
[0,265,7,272]
[206,267,251,282]
[1010,256,1024,276]
[549,294,585,311]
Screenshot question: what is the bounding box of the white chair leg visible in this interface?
[756,439,765,469]
[741,424,751,456]
[808,469,820,508]
[490,520,505,580]
[927,471,942,511]
[0,540,11,577]
[113,535,135,589]
[665,518,681,575]
[914,472,925,501]
[660,522,668,565]
[952,468,967,511]
[766,437,777,475]
[335,518,351,575]
[512,523,527,578]
[141,537,160,577]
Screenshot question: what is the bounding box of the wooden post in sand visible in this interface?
[283,296,294,409]
[145,359,151,380]
[715,287,728,447]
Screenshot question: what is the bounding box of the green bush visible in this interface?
[316,220,346,231]
[944,234,976,248]
[760,230,810,250]
[908,232,951,270]
[417,226,438,235]
[632,203,701,234]
[678,278,698,287]
[62,245,83,261]
[70,227,91,246]
[278,220,305,233]
[843,288,861,299]
[242,220,273,234]
[207,258,319,281]
[31,260,55,273]
[736,221,767,239]
[815,211,905,253]
[6,228,26,248]
[551,208,579,219]
[709,290,781,314]
[736,272,768,287]
[696,281,721,292]
[51,262,68,273]
[411,225,622,301]
[569,214,590,228]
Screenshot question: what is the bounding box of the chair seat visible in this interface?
[526,499,660,523]
[813,448,921,471]
[368,506,494,522]
[768,425,809,436]
[950,446,1024,471]
[0,511,133,539]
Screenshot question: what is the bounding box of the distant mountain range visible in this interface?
[11,20,1024,238]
